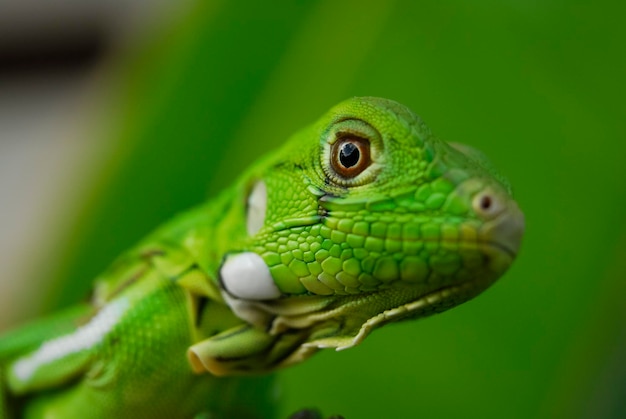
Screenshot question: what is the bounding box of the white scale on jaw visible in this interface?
[220,252,280,300]
[11,298,130,383]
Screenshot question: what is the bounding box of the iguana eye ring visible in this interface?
[331,136,371,178]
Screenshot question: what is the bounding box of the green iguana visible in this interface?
[0,97,524,418]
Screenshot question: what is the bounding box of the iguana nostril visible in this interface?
[479,195,492,211]
[472,190,503,219]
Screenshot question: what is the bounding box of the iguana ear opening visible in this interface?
[246,180,267,236]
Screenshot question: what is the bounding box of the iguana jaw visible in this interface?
[219,255,501,353]
[196,196,523,376]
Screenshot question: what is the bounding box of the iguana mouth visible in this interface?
[245,262,499,355]
[485,241,516,258]
[220,235,510,351]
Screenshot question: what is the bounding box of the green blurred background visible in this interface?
[2,1,625,418]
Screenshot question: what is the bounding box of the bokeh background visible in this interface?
[1,1,624,418]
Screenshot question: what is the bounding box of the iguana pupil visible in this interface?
[339,142,359,168]
[479,195,492,210]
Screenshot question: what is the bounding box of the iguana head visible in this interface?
[189,97,524,376]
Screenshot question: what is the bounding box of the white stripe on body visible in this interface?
[12,298,130,382]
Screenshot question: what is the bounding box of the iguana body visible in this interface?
[0,97,524,418]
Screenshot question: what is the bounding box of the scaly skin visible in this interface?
[0,97,524,418]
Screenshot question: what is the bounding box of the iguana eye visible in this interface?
[331,136,371,178]
[322,118,383,187]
